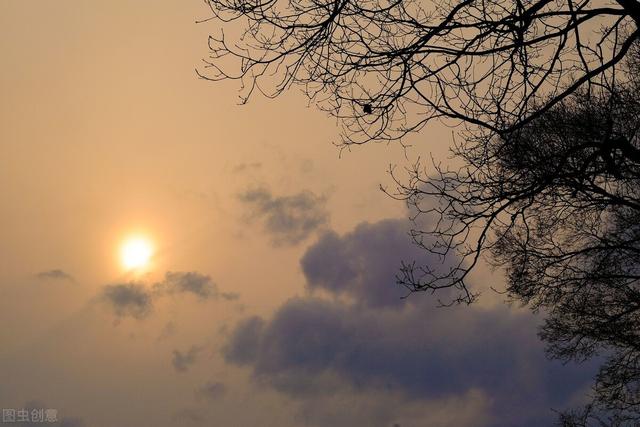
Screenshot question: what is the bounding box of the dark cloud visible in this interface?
[225,299,596,426]
[196,381,227,400]
[301,219,431,308]
[35,269,74,282]
[172,345,202,373]
[226,298,594,399]
[223,218,599,427]
[223,317,265,365]
[101,271,239,319]
[158,271,215,300]
[239,188,329,245]
[102,283,152,319]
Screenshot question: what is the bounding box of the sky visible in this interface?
[0,2,600,426]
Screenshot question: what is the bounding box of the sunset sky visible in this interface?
[0,2,601,426]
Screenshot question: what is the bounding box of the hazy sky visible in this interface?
[0,2,599,426]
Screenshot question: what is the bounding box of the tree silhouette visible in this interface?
[199,0,640,421]
[391,48,640,417]
[392,42,639,297]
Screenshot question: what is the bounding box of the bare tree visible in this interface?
[393,44,640,417]
[393,32,640,419]
[392,43,639,296]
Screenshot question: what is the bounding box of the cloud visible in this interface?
[224,303,596,425]
[172,345,202,373]
[239,188,329,246]
[293,387,491,427]
[100,271,239,319]
[223,317,265,365]
[196,381,227,400]
[222,218,599,427]
[301,219,434,308]
[219,291,240,301]
[35,269,74,282]
[158,271,215,300]
[156,271,240,301]
[102,283,153,319]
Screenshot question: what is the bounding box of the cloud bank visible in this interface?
[222,219,597,426]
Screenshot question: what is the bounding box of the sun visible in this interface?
[120,236,154,271]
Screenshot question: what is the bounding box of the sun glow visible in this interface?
[120,236,154,271]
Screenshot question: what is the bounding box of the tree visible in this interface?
[198,0,640,421]
[392,47,640,418]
